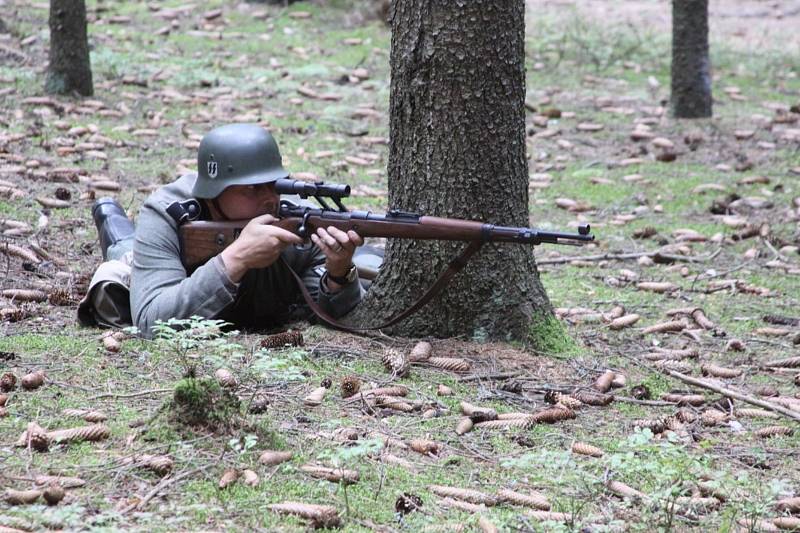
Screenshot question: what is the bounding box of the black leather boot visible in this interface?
[92,197,135,260]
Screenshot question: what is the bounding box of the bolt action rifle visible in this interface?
[172,178,594,330]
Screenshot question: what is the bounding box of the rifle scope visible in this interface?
[276,178,350,199]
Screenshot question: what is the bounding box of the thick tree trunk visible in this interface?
[670,0,712,118]
[346,0,553,341]
[45,0,93,96]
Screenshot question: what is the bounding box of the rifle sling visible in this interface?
[281,240,484,332]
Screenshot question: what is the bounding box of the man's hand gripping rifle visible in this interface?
[178,178,594,272]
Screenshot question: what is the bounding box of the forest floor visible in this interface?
[1,0,800,531]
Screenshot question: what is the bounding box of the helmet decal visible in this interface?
[207,160,218,179]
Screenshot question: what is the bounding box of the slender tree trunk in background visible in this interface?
[45,0,93,96]
[670,0,712,118]
[346,0,553,341]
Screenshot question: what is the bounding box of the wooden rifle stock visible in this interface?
[178,203,593,272]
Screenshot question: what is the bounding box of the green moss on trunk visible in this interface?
[527,314,580,356]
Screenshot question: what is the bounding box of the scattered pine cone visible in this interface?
[360,385,407,397]
[320,377,332,389]
[382,349,410,377]
[267,501,341,529]
[662,392,705,406]
[54,187,71,201]
[755,426,794,438]
[607,480,646,500]
[214,368,237,388]
[460,401,498,422]
[4,488,43,505]
[42,484,65,506]
[340,375,361,398]
[0,393,7,406]
[47,424,110,444]
[701,364,742,378]
[63,409,108,423]
[475,417,534,430]
[259,450,293,466]
[764,356,800,368]
[631,384,651,400]
[300,465,359,484]
[428,484,497,506]
[139,454,174,476]
[408,341,432,362]
[218,468,239,489]
[544,391,582,409]
[594,370,615,392]
[530,406,576,424]
[24,422,50,452]
[395,492,423,514]
[528,511,571,523]
[249,394,270,414]
[497,488,550,510]
[1,372,17,392]
[21,371,45,390]
[571,441,603,457]
[242,469,259,487]
[304,386,327,407]
[427,357,471,373]
[260,330,304,349]
[47,288,74,306]
[455,417,473,435]
[409,438,440,456]
[0,306,28,322]
[634,418,667,434]
[573,390,614,406]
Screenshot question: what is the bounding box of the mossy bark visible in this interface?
[670,0,712,118]
[45,0,93,96]
[345,0,553,342]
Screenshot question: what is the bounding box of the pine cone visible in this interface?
[662,393,705,406]
[571,441,603,457]
[360,385,407,397]
[300,465,359,484]
[654,360,694,373]
[630,384,651,400]
[476,417,534,430]
[4,488,43,505]
[340,375,361,398]
[218,468,239,489]
[214,368,237,388]
[455,417,473,435]
[553,392,583,410]
[0,307,28,322]
[139,454,174,476]
[594,370,615,392]
[382,349,410,377]
[573,390,615,405]
[267,501,341,529]
[774,517,800,530]
[320,377,332,389]
[543,390,558,404]
[607,480,646,500]
[530,406,576,424]
[428,484,497,506]
[497,488,550,510]
[258,450,293,466]
[47,424,110,444]
[408,341,432,362]
[242,469,259,487]
[42,484,65,506]
[634,418,667,434]
[249,394,270,414]
[409,438,440,456]
[303,386,327,407]
[25,422,49,452]
[427,357,471,373]
[47,289,74,306]
[260,330,304,349]
[755,426,794,438]
[395,492,423,514]
[438,496,485,513]
[0,393,7,407]
[764,356,800,368]
[63,409,108,422]
[736,408,777,419]
[701,364,742,378]
[20,371,45,390]
[528,511,570,523]
[460,401,498,422]
[1,372,18,392]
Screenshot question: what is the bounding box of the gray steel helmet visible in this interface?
[192,123,288,199]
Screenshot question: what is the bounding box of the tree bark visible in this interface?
[346,0,553,341]
[45,0,93,96]
[670,0,712,118]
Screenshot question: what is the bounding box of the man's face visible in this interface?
[216,182,279,219]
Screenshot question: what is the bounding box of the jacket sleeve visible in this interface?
[129,201,239,338]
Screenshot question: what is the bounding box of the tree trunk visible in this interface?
[346,0,553,341]
[670,0,712,118]
[45,0,93,96]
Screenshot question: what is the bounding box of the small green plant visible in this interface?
[149,316,242,377]
[318,438,384,516]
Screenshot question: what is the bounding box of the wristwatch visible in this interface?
[326,264,357,285]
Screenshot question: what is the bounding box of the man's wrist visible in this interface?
[326,264,356,285]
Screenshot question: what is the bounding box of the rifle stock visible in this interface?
[179,202,594,272]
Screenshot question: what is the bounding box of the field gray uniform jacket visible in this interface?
[129,174,364,338]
